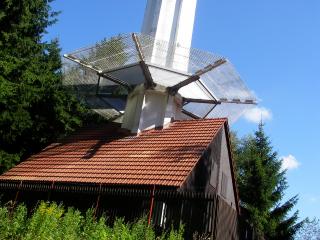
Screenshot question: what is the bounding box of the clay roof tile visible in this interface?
[0,118,227,187]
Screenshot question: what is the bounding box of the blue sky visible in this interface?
[46,0,320,220]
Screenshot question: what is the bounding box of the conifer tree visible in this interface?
[295,218,320,240]
[0,0,86,172]
[234,124,303,239]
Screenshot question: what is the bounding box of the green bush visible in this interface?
[0,204,28,240]
[0,202,184,240]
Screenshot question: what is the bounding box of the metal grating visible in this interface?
[63,32,257,123]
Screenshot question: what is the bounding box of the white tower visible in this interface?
[121,0,199,133]
[64,0,256,134]
[141,0,197,71]
[141,0,197,49]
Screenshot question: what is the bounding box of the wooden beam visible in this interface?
[131,33,155,89]
[181,109,200,119]
[195,59,226,75]
[64,53,133,91]
[219,98,257,105]
[184,97,257,105]
[63,54,102,74]
[168,59,227,94]
[139,61,155,89]
[132,33,146,61]
[183,97,221,105]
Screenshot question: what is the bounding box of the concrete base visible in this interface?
[122,84,184,133]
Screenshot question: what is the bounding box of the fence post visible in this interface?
[148,185,156,225]
[213,194,220,239]
[47,181,55,201]
[94,183,102,218]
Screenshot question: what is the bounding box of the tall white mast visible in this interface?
[63,0,257,133]
[141,0,197,71]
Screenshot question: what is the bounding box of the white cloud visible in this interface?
[243,106,272,124]
[281,154,300,171]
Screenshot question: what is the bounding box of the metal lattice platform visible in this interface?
[63,33,256,123]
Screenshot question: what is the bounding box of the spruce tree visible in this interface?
[0,0,86,173]
[295,218,320,240]
[234,124,302,239]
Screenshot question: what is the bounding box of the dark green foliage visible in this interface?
[0,0,87,172]
[0,202,184,239]
[233,124,302,239]
[295,218,320,240]
[0,204,28,239]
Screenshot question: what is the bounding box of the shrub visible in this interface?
[0,202,184,240]
[0,203,28,240]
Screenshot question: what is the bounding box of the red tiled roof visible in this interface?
[0,118,227,187]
